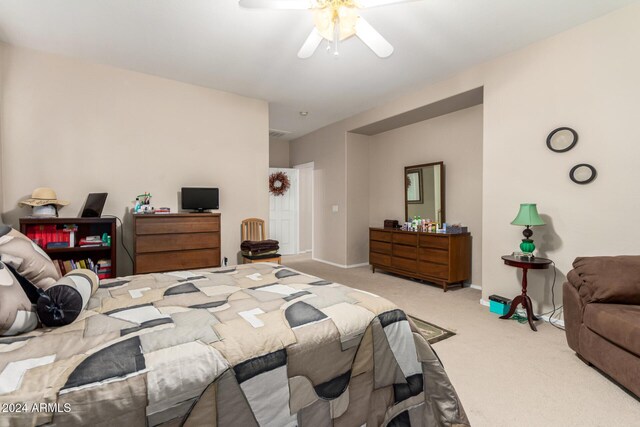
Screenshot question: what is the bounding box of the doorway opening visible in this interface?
[267,162,314,258]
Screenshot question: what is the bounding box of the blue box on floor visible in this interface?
[489,295,511,316]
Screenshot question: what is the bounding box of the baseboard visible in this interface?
[311,258,370,269]
[347,262,369,269]
[469,284,482,291]
[538,313,565,328]
[312,257,348,268]
[478,299,565,327]
[298,250,312,254]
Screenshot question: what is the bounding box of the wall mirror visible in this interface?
[569,163,597,184]
[547,127,578,153]
[405,161,445,223]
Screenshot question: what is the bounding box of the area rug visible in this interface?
[408,315,456,344]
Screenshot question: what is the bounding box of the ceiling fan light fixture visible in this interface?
[312,3,358,41]
[239,0,409,58]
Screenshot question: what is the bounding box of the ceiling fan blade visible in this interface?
[356,0,420,8]
[355,17,394,57]
[298,28,324,58]
[239,0,315,9]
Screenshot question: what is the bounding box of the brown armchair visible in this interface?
[564,256,640,398]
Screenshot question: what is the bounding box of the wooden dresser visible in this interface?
[369,227,471,292]
[133,213,221,274]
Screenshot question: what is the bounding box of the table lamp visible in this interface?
[511,203,545,254]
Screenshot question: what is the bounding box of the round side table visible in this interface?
[500,255,552,331]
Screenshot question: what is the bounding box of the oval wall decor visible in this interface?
[569,163,597,185]
[547,127,578,153]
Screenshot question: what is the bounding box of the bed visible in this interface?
[0,262,469,426]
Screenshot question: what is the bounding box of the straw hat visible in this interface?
[19,187,69,208]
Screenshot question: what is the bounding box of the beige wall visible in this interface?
[0,44,269,275]
[346,133,370,266]
[0,44,5,218]
[295,164,313,253]
[369,106,483,285]
[269,138,290,168]
[290,127,347,265]
[290,3,640,316]
[477,5,640,313]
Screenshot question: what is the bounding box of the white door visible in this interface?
[269,168,299,255]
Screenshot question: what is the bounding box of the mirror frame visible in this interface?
[569,163,597,185]
[547,127,578,153]
[404,161,445,223]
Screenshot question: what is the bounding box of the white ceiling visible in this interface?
[0,0,636,139]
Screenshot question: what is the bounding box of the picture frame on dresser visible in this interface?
[406,168,423,203]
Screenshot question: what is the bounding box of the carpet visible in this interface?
[409,315,456,344]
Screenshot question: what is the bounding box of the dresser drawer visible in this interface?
[370,252,391,267]
[136,216,220,235]
[418,261,449,280]
[370,240,392,255]
[370,230,392,242]
[393,233,417,246]
[419,235,449,250]
[393,244,416,259]
[392,257,417,272]
[136,232,220,254]
[418,248,448,265]
[136,248,220,274]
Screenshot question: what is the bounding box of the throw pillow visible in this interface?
[0,225,61,290]
[0,261,39,336]
[37,269,100,327]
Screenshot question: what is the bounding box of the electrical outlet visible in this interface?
[332,205,339,213]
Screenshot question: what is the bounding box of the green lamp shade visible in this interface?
[511,204,545,227]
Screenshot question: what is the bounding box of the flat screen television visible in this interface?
[181,187,219,212]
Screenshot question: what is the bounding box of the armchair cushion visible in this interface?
[583,303,640,358]
[567,256,640,305]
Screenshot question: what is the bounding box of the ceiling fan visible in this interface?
[239,0,420,58]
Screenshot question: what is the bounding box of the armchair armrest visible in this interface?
[562,282,583,352]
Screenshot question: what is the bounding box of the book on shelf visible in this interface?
[54,257,111,278]
[53,260,63,277]
[63,260,73,274]
[46,241,70,249]
[78,235,107,247]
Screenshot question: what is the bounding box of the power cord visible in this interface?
[546,260,565,330]
[101,215,134,265]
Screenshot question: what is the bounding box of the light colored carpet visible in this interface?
[283,254,640,427]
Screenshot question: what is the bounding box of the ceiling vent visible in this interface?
[269,129,292,139]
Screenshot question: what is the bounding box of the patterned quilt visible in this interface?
[0,263,469,426]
